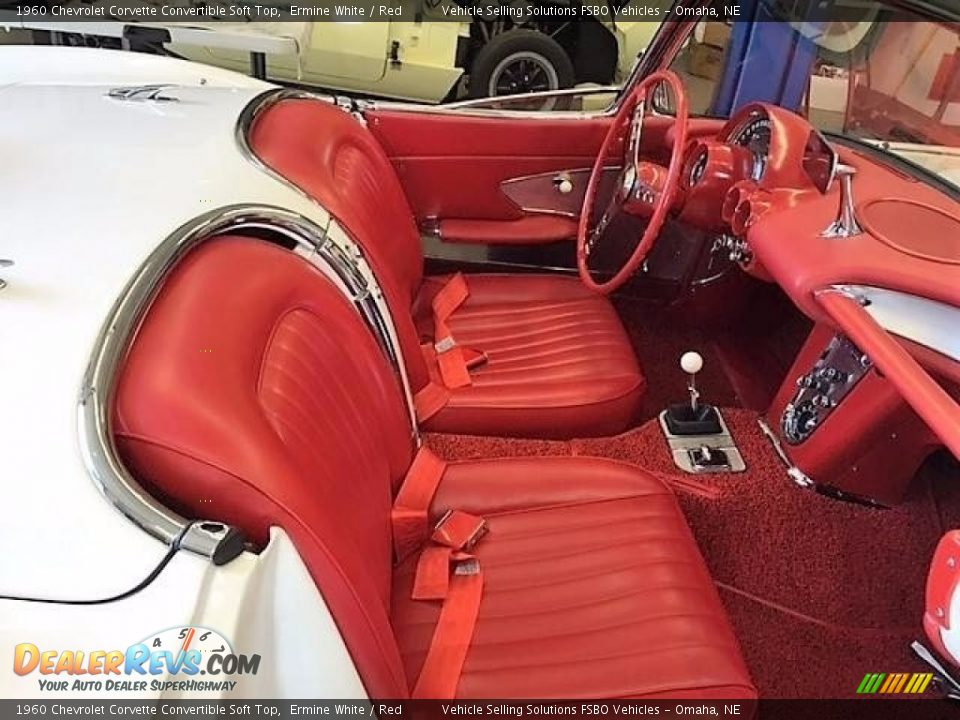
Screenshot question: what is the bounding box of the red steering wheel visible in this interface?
[577,70,689,294]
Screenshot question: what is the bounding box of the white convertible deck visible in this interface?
[0,47,331,599]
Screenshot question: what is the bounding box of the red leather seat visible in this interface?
[249,98,645,438]
[115,237,754,699]
[394,457,755,698]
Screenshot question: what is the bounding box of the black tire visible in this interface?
[468,29,575,99]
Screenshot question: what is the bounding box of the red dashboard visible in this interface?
[676,102,960,483]
[679,103,960,312]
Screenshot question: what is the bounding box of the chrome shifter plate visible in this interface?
[659,409,746,474]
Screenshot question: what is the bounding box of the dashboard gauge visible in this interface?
[731,115,772,181]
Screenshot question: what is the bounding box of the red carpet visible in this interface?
[425,410,958,698]
[614,297,740,422]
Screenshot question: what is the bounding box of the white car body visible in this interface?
[0,46,373,699]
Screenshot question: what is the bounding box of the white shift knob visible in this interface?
[557,178,573,194]
[680,351,703,375]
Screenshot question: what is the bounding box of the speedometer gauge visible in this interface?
[731,116,772,181]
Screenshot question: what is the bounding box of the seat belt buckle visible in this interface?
[434,335,457,354]
[454,557,481,576]
[432,510,487,551]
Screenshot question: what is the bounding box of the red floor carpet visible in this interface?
[425,410,959,698]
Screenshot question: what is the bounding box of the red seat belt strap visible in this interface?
[414,344,487,424]
[434,341,472,389]
[432,274,473,389]
[413,381,449,424]
[432,272,470,323]
[411,559,484,699]
[391,447,447,563]
[410,509,487,695]
[411,508,487,599]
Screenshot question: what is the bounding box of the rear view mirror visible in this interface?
[803,130,839,194]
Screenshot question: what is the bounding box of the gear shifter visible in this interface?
[663,351,723,436]
[682,351,703,413]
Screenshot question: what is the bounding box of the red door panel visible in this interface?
[368,110,614,241]
[368,109,724,244]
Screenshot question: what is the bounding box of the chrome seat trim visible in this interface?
[79,204,410,563]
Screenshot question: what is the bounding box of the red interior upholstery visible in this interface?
[248,98,645,438]
[394,457,755,698]
[415,275,646,438]
[114,237,415,697]
[114,236,755,699]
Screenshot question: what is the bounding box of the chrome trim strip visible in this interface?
[79,204,410,562]
[757,417,814,488]
[825,284,960,363]
[447,85,620,108]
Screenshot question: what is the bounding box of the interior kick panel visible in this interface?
[368,110,613,221]
[424,218,719,304]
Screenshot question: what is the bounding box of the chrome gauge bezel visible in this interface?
[730,112,772,182]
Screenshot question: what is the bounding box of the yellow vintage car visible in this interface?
[12,1,662,103]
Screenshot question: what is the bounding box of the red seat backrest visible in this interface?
[249,99,429,390]
[114,236,415,698]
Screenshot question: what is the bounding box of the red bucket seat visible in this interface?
[115,237,755,700]
[249,99,645,439]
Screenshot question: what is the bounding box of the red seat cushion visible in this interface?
[249,98,646,438]
[416,274,646,438]
[392,457,756,698]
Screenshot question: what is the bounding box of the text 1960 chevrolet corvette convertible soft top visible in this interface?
[1,0,959,705]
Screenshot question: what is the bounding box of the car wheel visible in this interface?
[469,29,575,99]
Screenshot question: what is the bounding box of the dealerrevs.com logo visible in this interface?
[13,626,260,693]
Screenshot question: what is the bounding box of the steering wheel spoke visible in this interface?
[576,71,689,294]
[585,179,625,256]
